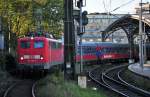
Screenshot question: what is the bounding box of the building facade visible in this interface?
[81,13,128,43]
[135,2,150,14]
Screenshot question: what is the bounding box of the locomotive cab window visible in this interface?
[20,41,30,48]
[34,41,44,48]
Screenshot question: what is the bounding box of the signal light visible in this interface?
[31,37,34,40]
[74,11,88,26]
[82,11,88,26]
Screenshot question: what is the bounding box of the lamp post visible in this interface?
[143,22,147,63]
[139,0,144,69]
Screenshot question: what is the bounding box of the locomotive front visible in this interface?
[17,37,49,70]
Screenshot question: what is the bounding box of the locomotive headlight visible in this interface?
[40,56,44,60]
[20,57,24,60]
[31,37,34,40]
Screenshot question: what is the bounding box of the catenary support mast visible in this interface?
[139,0,144,69]
[64,0,75,80]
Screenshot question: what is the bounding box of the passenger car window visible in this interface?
[34,41,44,48]
[21,41,30,48]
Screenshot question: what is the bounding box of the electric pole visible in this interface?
[64,0,75,80]
[139,0,144,69]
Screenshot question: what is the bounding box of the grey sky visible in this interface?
[82,0,150,14]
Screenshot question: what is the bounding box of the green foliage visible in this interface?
[36,72,107,97]
[0,0,64,38]
[40,0,64,38]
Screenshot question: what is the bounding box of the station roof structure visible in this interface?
[103,14,150,42]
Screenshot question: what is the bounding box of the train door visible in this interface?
[48,41,52,64]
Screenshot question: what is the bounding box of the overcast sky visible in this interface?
[82,0,150,14]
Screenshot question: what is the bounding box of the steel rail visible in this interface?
[118,69,150,97]
[3,80,36,97]
[89,65,128,97]
[102,65,148,97]
[89,64,150,97]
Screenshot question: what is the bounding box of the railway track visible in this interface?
[118,69,150,96]
[89,64,150,97]
[3,80,37,97]
[0,80,19,97]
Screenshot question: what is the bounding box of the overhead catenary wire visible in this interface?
[101,0,133,42]
[103,0,107,13]
[103,0,112,13]
[109,0,112,13]
[110,0,135,13]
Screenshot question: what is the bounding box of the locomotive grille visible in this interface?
[23,55,41,59]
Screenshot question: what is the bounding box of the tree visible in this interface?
[41,0,64,38]
[0,0,64,38]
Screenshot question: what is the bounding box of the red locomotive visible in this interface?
[17,36,63,70]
